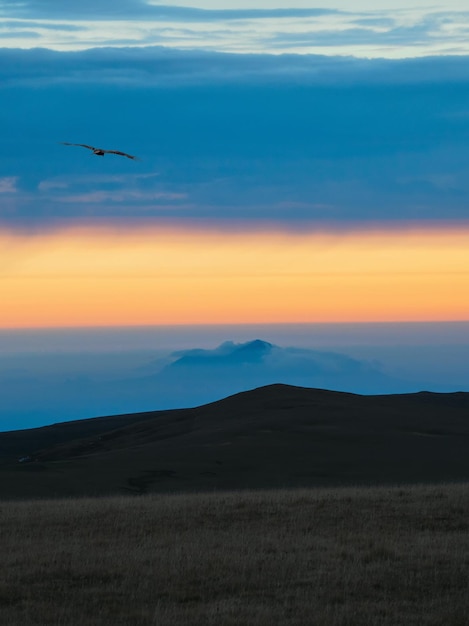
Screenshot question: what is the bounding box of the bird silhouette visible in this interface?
[60,142,139,160]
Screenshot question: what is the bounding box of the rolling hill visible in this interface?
[1,383,469,499]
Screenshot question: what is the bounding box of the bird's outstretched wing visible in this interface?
[60,142,140,160]
[60,142,96,150]
[104,149,139,160]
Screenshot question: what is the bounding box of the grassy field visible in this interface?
[1,483,469,625]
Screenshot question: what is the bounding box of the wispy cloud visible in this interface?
[2,1,469,57]
[57,190,186,204]
[0,177,19,193]
[264,12,469,54]
[1,20,85,31]
[0,29,40,39]
[37,180,69,192]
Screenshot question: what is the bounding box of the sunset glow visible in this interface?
[1,224,468,328]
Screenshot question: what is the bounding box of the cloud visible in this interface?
[266,13,469,51]
[268,26,431,49]
[1,48,469,229]
[2,46,469,88]
[0,177,19,193]
[37,171,161,191]
[56,190,186,204]
[0,29,40,39]
[1,20,85,31]
[2,2,469,57]
[37,180,69,192]
[1,1,340,21]
[32,171,189,218]
[351,17,398,28]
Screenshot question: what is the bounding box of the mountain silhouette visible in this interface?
[0,339,436,433]
[1,383,469,499]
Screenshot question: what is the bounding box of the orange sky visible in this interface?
[1,224,469,328]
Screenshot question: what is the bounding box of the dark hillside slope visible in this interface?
[1,384,469,499]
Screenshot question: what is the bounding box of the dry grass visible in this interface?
[1,483,469,625]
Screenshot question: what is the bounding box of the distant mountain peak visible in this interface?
[170,339,274,368]
[235,339,273,352]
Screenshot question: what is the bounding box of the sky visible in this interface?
[0,1,469,428]
[1,2,469,327]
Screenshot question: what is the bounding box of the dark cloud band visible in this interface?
[2,47,469,88]
[1,47,469,230]
[1,0,340,22]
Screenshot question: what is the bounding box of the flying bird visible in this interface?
[60,142,139,160]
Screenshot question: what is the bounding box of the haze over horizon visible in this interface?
[1,324,469,432]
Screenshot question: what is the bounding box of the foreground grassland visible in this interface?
[1,484,469,625]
